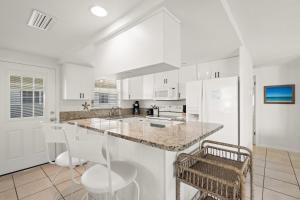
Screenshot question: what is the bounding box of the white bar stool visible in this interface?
[42,122,85,184]
[64,127,140,200]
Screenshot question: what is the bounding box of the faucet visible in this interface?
[109,106,122,118]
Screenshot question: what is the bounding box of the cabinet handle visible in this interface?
[178,92,181,98]
[129,94,131,99]
[166,79,168,84]
[80,93,82,99]
[83,93,84,99]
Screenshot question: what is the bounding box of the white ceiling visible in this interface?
[0,0,300,66]
[228,0,300,65]
[0,0,145,58]
[164,0,241,66]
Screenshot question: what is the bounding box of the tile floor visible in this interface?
[0,146,299,200]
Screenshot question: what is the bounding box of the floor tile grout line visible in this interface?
[263,187,300,199]
[11,174,20,200]
[288,152,300,192]
[263,175,298,186]
[14,175,48,189]
[40,165,66,200]
[261,148,267,200]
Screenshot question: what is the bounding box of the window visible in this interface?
[10,75,44,119]
[92,79,119,108]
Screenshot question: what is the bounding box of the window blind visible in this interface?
[92,79,119,107]
[10,75,44,119]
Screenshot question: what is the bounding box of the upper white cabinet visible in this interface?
[61,63,94,100]
[154,70,179,100]
[178,65,198,99]
[122,77,143,100]
[95,8,181,77]
[142,74,154,100]
[197,57,238,80]
[154,70,179,89]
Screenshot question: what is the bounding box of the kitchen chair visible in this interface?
[42,122,85,184]
[64,128,140,200]
[176,140,253,200]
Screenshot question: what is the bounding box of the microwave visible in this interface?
[154,87,179,100]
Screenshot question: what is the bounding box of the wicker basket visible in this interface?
[175,140,253,200]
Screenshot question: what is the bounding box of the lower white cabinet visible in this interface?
[62,63,94,100]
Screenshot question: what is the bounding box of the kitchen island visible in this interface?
[68,117,223,200]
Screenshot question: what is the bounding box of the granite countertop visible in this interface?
[68,117,223,152]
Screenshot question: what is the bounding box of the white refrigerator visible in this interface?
[186,76,239,145]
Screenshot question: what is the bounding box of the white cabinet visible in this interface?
[154,70,179,100]
[178,65,198,99]
[130,76,143,100]
[122,77,143,100]
[154,70,179,89]
[142,74,154,99]
[62,63,94,100]
[95,8,181,77]
[197,57,238,80]
[122,79,130,100]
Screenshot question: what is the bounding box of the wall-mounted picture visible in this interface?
[264,84,295,104]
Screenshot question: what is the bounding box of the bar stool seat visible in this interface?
[81,161,137,194]
[55,151,84,167]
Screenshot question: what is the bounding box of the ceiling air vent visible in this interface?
[27,9,54,31]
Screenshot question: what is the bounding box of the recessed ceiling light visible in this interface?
[90,6,108,17]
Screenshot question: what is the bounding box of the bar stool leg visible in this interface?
[250,166,253,200]
[241,176,246,200]
[176,178,180,200]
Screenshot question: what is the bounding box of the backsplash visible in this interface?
[59,108,148,122]
[139,100,186,108]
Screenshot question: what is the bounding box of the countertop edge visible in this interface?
[68,121,224,152]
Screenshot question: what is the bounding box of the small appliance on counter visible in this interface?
[147,105,186,121]
[132,101,140,115]
[146,108,154,116]
[152,105,159,117]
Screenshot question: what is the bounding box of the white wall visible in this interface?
[239,46,254,149]
[254,60,300,152]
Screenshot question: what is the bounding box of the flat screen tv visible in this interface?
[264,84,295,104]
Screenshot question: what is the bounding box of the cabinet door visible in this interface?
[179,65,197,99]
[62,64,93,100]
[129,76,143,100]
[143,74,154,99]
[122,79,130,100]
[165,70,178,87]
[154,72,166,89]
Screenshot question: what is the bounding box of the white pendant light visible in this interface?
[90,5,108,17]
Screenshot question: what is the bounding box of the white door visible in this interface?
[0,61,56,175]
[202,77,239,145]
